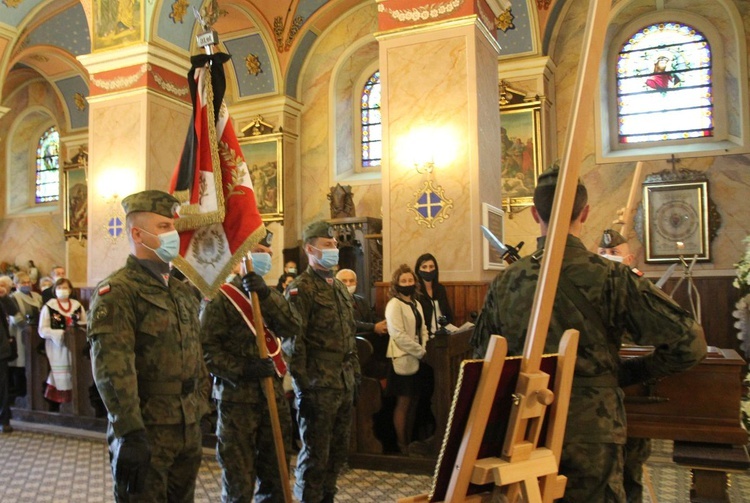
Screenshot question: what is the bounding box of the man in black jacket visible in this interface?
[0,279,20,433]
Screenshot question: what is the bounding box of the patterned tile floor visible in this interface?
[0,421,749,502]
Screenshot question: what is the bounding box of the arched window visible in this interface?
[616,22,712,144]
[361,70,381,168]
[35,126,60,203]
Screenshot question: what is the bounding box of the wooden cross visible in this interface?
[667,154,681,172]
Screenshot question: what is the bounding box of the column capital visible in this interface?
[376,0,508,35]
[79,43,192,102]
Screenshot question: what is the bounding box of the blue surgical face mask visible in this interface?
[312,246,339,270]
[19,286,32,295]
[251,252,273,277]
[139,228,181,263]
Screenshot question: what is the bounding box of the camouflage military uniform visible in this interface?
[471,235,705,503]
[284,266,360,503]
[201,277,298,502]
[88,255,210,502]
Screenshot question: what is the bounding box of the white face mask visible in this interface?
[602,254,624,263]
[346,285,356,295]
[56,288,70,300]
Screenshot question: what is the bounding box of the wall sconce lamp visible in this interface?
[415,159,435,174]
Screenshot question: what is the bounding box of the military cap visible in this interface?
[599,229,627,248]
[535,163,584,188]
[121,190,180,218]
[302,220,335,241]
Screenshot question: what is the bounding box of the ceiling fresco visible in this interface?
[1,0,543,131]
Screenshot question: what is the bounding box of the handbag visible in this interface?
[7,335,18,361]
[392,353,419,376]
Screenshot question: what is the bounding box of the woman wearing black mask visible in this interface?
[414,253,453,336]
[384,264,429,454]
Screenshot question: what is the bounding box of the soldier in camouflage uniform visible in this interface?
[285,220,360,503]
[87,190,210,502]
[201,239,298,502]
[597,228,649,503]
[470,167,706,503]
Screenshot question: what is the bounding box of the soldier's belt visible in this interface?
[572,374,618,388]
[308,350,356,364]
[138,379,197,396]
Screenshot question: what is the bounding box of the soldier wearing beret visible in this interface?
[597,229,636,267]
[87,189,210,502]
[284,220,360,503]
[471,166,706,503]
[200,234,298,502]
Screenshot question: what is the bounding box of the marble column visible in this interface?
[78,44,192,286]
[377,0,504,282]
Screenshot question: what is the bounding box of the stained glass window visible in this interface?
[361,70,381,167]
[35,126,60,203]
[617,22,712,144]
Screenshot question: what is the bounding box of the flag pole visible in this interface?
[193,6,292,501]
[242,258,293,503]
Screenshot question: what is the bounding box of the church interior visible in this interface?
[1,0,750,501]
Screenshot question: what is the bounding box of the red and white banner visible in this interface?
[170,54,265,298]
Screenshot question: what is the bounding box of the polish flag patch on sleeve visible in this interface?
[98,283,111,295]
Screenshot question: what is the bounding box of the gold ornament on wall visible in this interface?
[408,180,454,228]
[285,16,303,51]
[73,93,87,111]
[496,8,515,32]
[2,0,23,8]
[537,0,552,10]
[245,54,262,76]
[169,0,190,23]
[273,17,284,52]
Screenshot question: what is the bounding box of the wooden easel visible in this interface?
[399,1,611,501]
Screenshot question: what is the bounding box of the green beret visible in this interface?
[599,229,627,248]
[536,163,584,188]
[302,220,335,241]
[121,190,180,218]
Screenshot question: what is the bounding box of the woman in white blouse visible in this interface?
[38,278,86,409]
[384,264,429,454]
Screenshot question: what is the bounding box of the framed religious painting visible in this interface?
[500,96,544,210]
[63,148,88,240]
[643,180,710,263]
[239,132,284,222]
[482,203,506,270]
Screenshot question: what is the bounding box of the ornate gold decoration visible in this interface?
[498,80,528,106]
[273,17,284,52]
[408,180,454,228]
[377,0,464,23]
[73,93,87,111]
[28,54,49,63]
[90,64,188,97]
[245,54,262,76]
[537,0,551,9]
[496,7,515,32]
[198,0,227,28]
[169,0,190,23]
[151,68,189,96]
[2,0,23,8]
[90,64,148,90]
[284,16,304,51]
[241,116,275,137]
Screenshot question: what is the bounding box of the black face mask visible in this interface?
[418,270,437,282]
[395,284,416,297]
